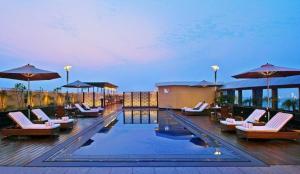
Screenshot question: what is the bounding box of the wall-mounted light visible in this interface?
[163,88,169,94]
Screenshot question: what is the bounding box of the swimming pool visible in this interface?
[32,109,265,167]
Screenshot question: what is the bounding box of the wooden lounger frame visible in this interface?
[236,129,300,140]
[1,126,60,138]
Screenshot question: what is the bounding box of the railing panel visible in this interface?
[123,91,158,108]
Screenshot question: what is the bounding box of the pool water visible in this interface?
[70,109,243,161]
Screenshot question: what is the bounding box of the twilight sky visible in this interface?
[0,0,300,92]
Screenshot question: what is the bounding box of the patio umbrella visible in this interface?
[232,63,300,120]
[0,64,61,118]
[62,80,91,103]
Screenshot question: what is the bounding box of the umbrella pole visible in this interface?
[27,79,31,119]
[267,77,270,121]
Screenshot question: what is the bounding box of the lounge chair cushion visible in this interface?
[8,111,60,129]
[244,109,266,123]
[236,126,277,132]
[236,112,293,133]
[181,102,203,111]
[220,109,266,126]
[265,112,293,131]
[75,104,98,113]
[185,103,209,112]
[32,109,74,124]
[25,124,60,129]
[82,103,104,112]
[220,120,244,125]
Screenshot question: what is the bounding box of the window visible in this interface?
[278,88,299,111]
[234,90,239,104]
[262,89,272,108]
[242,90,252,106]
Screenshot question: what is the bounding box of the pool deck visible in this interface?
[0,107,299,173]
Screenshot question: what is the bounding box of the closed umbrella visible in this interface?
[0,64,61,118]
[233,63,300,120]
[62,80,91,103]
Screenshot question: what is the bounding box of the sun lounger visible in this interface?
[220,109,266,131]
[1,112,60,138]
[236,112,300,140]
[183,103,209,116]
[32,109,74,129]
[181,101,203,112]
[82,103,104,112]
[75,103,99,117]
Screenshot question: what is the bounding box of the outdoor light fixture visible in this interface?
[64,65,72,84]
[211,65,220,72]
[64,65,72,104]
[211,65,220,105]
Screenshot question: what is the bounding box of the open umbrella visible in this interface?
[0,64,61,118]
[233,63,300,120]
[62,80,91,103]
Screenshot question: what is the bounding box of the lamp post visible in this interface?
[64,65,72,104]
[211,65,219,105]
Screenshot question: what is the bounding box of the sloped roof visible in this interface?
[156,80,222,87]
[221,75,300,90]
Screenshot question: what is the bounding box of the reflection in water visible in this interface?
[123,109,158,124]
[123,109,207,146]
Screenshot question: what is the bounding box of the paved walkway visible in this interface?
[0,165,300,174]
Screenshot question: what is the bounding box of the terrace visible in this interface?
[0,104,299,173]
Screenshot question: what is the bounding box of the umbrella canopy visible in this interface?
[0,64,61,119]
[0,64,61,80]
[62,80,91,88]
[62,80,91,103]
[232,63,300,120]
[232,63,300,79]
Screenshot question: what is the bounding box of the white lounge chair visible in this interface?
[236,112,300,140]
[82,103,104,112]
[1,111,60,138]
[75,103,99,117]
[220,109,266,131]
[183,103,209,115]
[181,101,203,112]
[32,109,74,129]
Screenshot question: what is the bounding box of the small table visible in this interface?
[247,121,265,126]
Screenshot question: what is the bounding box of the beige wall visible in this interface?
[158,86,216,109]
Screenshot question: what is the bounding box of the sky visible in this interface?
[0,0,300,92]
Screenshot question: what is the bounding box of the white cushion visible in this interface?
[236,125,277,132]
[8,112,60,129]
[265,112,293,131]
[244,109,266,123]
[9,112,33,128]
[32,109,51,121]
[220,120,244,126]
[184,103,209,112]
[51,119,74,124]
[75,104,98,113]
[25,124,60,129]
